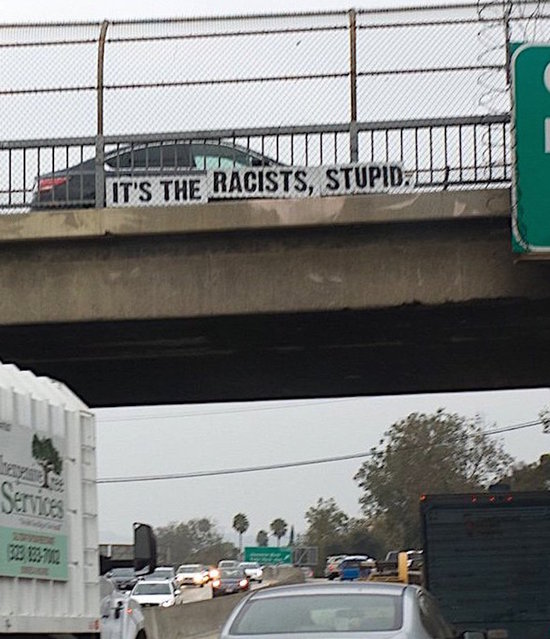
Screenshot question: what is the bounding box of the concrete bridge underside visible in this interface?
[1,189,549,406]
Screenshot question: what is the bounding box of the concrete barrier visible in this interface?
[262,565,306,586]
[143,567,305,639]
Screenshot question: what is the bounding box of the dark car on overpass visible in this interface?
[31,141,277,209]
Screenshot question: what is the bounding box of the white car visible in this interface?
[130,579,179,608]
[141,566,178,589]
[176,563,209,587]
[239,561,263,582]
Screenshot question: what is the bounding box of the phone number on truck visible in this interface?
[7,543,61,565]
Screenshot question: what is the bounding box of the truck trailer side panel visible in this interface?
[421,492,550,639]
[0,363,99,634]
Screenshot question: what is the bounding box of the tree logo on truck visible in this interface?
[31,435,62,488]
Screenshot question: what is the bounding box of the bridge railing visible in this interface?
[0,1,547,211]
[0,114,510,211]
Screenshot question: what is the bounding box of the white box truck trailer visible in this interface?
[0,362,155,639]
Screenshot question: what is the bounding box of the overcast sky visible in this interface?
[3,0,547,550]
[0,0,468,22]
[95,390,550,545]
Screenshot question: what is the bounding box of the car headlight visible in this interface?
[212,579,221,588]
[161,599,175,607]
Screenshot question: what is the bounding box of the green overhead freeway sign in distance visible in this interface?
[512,43,550,254]
[244,547,292,565]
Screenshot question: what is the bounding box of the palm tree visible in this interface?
[233,513,249,554]
[256,530,269,547]
[270,518,288,547]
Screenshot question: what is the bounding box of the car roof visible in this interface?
[110,567,134,572]
[245,582,409,600]
[105,141,273,162]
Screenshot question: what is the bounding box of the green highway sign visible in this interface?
[244,546,292,565]
[512,44,550,253]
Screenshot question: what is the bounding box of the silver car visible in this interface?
[220,582,486,639]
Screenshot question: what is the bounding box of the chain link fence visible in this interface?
[0,2,547,211]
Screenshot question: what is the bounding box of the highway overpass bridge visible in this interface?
[1,187,550,407]
[0,5,549,405]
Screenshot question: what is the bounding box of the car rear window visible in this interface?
[179,565,201,572]
[133,582,171,595]
[230,593,403,634]
[221,569,243,578]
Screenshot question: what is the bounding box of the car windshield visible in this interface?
[179,565,202,572]
[219,560,238,567]
[240,563,260,569]
[220,569,243,579]
[230,594,403,634]
[109,568,134,577]
[133,582,172,595]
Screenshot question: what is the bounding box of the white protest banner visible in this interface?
[106,175,208,207]
[106,162,410,208]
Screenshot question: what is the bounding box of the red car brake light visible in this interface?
[38,177,67,192]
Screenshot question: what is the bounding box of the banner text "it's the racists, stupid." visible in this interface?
[106,162,411,207]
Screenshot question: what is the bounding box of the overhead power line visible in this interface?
[481,419,543,435]
[97,450,373,484]
[95,397,359,422]
[97,418,544,485]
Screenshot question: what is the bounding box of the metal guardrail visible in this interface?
[0,2,546,211]
[0,114,511,210]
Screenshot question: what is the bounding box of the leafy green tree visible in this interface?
[305,497,349,543]
[193,541,237,566]
[270,518,288,546]
[354,411,514,549]
[155,518,237,565]
[508,454,550,490]
[32,434,62,488]
[303,497,349,575]
[256,530,269,547]
[289,525,295,546]
[340,518,384,558]
[232,513,249,553]
[540,408,550,432]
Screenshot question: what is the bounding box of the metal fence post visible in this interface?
[348,9,359,163]
[95,20,109,208]
[503,1,513,87]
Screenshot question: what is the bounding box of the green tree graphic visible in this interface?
[32,435,62,488]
